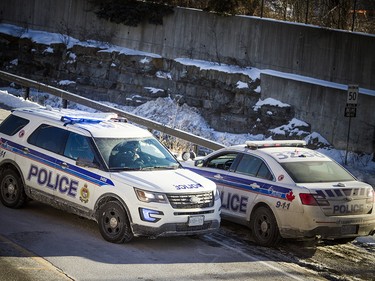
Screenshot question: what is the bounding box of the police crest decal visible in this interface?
[79,184,90,203]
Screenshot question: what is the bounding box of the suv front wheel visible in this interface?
[98,200,134,243]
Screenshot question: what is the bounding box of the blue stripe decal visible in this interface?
[325,189,334,197]
[1,138,114,186]
[187,167,292,200]
[316,190,326,198]
[333,189,343,197]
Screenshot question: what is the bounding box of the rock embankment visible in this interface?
[0,33,311,141]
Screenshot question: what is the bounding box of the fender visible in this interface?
[94,192,133,223]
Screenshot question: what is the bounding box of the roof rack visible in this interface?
[246,140,306,150]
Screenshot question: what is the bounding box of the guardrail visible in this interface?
[0,70,225,151]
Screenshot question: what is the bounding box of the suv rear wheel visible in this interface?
[0,168,27,208]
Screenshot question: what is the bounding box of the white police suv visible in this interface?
[0,107,220,243]
[184,140,375,246]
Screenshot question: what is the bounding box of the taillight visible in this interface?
[299,193,330,206]
[299,193,318,206]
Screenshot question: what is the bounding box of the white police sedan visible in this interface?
[184,140,375,246]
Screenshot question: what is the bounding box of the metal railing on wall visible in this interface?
[0,70,225,151]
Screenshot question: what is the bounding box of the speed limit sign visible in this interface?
[347,85,359,105]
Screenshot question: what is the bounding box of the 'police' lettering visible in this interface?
[221,191,248,213]
[174,183,203,190]
[27,164,78,197]
[333,204,364,214]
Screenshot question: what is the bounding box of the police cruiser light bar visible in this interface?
[61,113,128,125]
[246,140,306,149]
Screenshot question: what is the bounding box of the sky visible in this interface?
[0,23,374,187]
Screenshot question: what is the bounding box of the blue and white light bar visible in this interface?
[60,112,119,125]
[246,140,306,149]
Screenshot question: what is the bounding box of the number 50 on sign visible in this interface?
[347,85,359,105]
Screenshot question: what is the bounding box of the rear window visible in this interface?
[0,114,29,136]
[281,161,355,183]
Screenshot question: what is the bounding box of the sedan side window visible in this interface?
[235,154,274,181]
[205,153,238,170]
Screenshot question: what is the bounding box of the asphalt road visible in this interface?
[0,201,325,281]
[0,103,323,280]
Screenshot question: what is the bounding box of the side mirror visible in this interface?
[194,159,204,167]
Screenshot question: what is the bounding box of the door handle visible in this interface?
[60,162,68,169]
[22,147,29,154]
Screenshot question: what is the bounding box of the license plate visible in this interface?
[341,225,358,235]
[188,215,204,226]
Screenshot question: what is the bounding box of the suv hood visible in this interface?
[110,168,216,193]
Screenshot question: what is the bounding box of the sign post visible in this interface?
[344,85,358,164]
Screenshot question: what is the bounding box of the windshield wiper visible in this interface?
[110,167,143,171]
[146,165,179,170]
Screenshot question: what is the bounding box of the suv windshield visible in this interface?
[281,161,355,183]
[94,137,180,171]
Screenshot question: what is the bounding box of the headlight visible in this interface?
[134,188,168,203]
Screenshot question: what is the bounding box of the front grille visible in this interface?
[174,210,215,216]
[167,191,214,209]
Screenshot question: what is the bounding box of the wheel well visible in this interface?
[0,162,23,181]
[94,195,132,222]
[249,202,273,225]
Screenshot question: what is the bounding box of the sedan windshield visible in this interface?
[281,161,355,183]
[94,137,180,171]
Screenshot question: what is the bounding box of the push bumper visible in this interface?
[131,219,220,238]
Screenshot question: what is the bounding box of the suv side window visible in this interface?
[0,115,29,136]
[235,154,274,181]
[64,132,95,161]
[28,124,69,154]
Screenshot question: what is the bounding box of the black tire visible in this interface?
[250,206,281,247]
[0,168,27,208]
[98,201,134,243]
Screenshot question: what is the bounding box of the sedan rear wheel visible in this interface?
[251,206,281,247]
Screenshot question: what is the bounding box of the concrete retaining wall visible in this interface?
[1,0,374,90]
[261,74,375,153]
